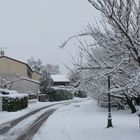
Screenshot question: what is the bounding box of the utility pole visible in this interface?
[107,75,113,128]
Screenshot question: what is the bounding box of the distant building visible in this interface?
[51,75,70,86]
[11,77,40,94]
[0,54,41,94]
[0,55,33,79]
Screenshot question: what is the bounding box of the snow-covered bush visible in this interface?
[48,88,73,101]
[74,90,87,98]
[2,94,28,112]
[0,73,20,89]
[39,70,53,94]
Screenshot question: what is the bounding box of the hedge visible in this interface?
[48,88,73,101]
[2,95,28,112]
[74,90,87,98]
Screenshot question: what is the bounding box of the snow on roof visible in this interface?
[0,55,33,72]
[52,86,73,91]
[51,75,70,82]
[20,77,40,84]
[11,77,40,84]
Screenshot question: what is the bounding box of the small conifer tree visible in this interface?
[40,70,53,94]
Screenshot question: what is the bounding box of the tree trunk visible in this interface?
[133,95,140,105]
[126,95,136,113]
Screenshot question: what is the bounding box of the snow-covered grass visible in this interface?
[33,99,140,140]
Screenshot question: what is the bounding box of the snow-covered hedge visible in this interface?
[0,88,18,95]
[74,90,87,98]
[48,88,73,101]
[2,94,28,112]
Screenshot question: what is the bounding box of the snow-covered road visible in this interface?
[0,99,84,140]
[1,98,139,140]
[33,98,140,140]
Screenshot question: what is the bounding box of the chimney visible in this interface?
[0,51,4,56]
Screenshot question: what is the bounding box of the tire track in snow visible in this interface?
[0,100,76,134]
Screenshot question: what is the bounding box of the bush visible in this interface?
[2,95,28,112]
[48,88,73,101]
[74,90,87,98]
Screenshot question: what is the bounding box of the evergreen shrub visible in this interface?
[74,90,87,98]
[48,88,73,101]
[2,95,28,112]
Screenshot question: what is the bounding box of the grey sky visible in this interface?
[0,0,99,74]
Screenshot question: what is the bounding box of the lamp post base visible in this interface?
[107,119,113,128]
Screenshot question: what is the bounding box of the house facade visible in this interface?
[0,54,41,94]
[0,55,41,80]
[11,77,40,94]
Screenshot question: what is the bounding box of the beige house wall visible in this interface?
[32,72,41,81]
[0,57,31,78]
[0,56,41,94]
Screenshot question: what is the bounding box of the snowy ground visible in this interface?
[0,98,85,140]
[33,98,140,140]
[0,101,54,125]
[0,98,140,140]
[0,99,79,125]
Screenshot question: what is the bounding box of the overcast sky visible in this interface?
[0,0,100,74]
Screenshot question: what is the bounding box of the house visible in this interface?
[32,71,41,81]
[0,55,41,80]
[11,77,40,94]
[51,75,70,86]
[0,53,41,95]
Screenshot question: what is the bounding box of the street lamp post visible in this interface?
[107,75,113,128]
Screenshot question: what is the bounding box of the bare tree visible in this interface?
[27,57,44,72]
[0,73,20,89]
[44,64,60,75]
[60,0,140,112]
[87,0,140,65]
[28,57,60,75]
